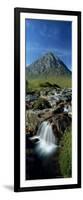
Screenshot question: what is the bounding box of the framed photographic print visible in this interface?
[14,8,81,192]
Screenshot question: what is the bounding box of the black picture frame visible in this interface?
[14,7,81,192]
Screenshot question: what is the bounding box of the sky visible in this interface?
[25,19,72,70]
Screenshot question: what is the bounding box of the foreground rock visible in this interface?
[51,113,71,140]
[26,111,40,136]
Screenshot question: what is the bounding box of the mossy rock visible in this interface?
[26,111,40,135]
[33,97,51,110]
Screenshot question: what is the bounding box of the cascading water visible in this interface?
[30,121,58,157]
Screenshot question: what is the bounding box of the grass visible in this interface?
[26,75,72,91]
[59,127,72,177]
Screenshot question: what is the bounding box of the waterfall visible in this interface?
[30,121,58,157]
[37,121,55,144]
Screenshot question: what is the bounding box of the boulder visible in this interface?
[39,111,72,140]
[33,97,51,110]
[53,102,65,114]
[51,113,71,140]
[26,111,40,135]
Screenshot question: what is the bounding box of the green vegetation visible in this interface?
[59,127,72,177]
[26,80,29,94]
[26,75,71,92]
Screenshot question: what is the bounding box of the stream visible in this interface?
[26,121,61,180]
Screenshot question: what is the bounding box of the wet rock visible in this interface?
[26,93,39,102]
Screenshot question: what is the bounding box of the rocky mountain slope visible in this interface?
[26,52,71,77]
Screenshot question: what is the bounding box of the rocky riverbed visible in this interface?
[26,85,72,136]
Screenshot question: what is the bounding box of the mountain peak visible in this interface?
[42,52,58,61]
[44,52,55,57]
[26,52,71,77]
